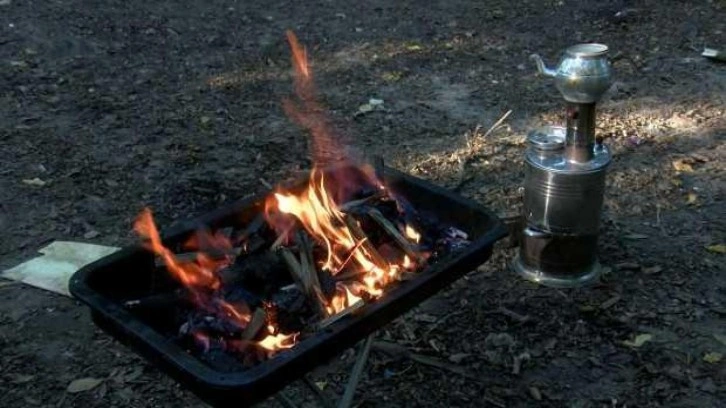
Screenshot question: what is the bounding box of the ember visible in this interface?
[131,31,471,367]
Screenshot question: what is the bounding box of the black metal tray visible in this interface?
[69,166,507,407]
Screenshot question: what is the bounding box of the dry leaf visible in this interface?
[357,103,373,113]
[672,159,694,172]
[314,381,327,390]
[643,265,663,275]
[124,366,144,382]
[0,280,20,288]
[687,193,698,204]
[706,244,726,254]
[529,386,542,401]
[703,352,723,364]
[67,377,104,393]
[599,295,621,310]
[9,374,35,384]
[83,230,100,239]
[22,178,46,187]
[623,333,652,348]
[449,353,471,364]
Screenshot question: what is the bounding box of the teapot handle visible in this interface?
[530,54,557,77]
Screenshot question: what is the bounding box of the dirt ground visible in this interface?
[1,0,725,406]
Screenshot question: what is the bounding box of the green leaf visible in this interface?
[703,352,723,364]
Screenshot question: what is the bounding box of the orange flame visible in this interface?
[264,32,428,315]
[133,208,297,353]
[405,225,421,244]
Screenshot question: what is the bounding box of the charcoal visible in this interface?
[377,243,405,264]
[219,250,291,296]
[221,286,262,309]
[243,233,267,255]
[317,268,337,298]
[181,312,245,337]
[350,187,378,201]
[271,287,310,333]
[231,214,266,244]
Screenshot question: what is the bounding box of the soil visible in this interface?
[1,0,725,407]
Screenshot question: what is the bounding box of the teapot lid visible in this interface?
[565,43,608,59]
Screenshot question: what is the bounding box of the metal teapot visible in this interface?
[530,43,613,104]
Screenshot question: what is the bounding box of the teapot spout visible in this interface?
[530,54,557,77]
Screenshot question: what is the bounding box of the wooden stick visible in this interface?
[316,299,365,329]
[241,308,267,340]
[343,215,388,269]
[367,208,422,263]
[333,269,366,282]
[339,192,385,213]
[279,247,306,290]
[298,233,324,295]
[337,334,374,408]
[271,226,293,250]
[279,244,327,317]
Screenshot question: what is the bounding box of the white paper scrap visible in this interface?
[1,241,120,297]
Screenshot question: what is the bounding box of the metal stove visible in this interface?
[513,43,614,287]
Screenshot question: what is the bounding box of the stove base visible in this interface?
[512,251,601,288]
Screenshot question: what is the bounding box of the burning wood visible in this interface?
[129,31,472,369]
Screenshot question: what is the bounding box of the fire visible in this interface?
[267,170,403,302]
[133,208,297,354]
[405,225,421,243]
[326,284,364,315]
[257,333,298,352]
[131,31,428,363]
[264,31,425,315]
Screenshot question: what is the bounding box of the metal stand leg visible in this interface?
[276,334,375,408]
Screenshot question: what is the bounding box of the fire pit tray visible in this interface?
[69,166,507,407]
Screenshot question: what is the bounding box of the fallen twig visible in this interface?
[338,335,374,408]
[371,340,480,381]
[481,109,512,139]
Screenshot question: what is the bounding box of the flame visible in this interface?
[326,284,364,315]
[263,31,425,314]
[405,225,421,243]
[402,255,413,269]
[267,170,402,301]
[133,208,297,354]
